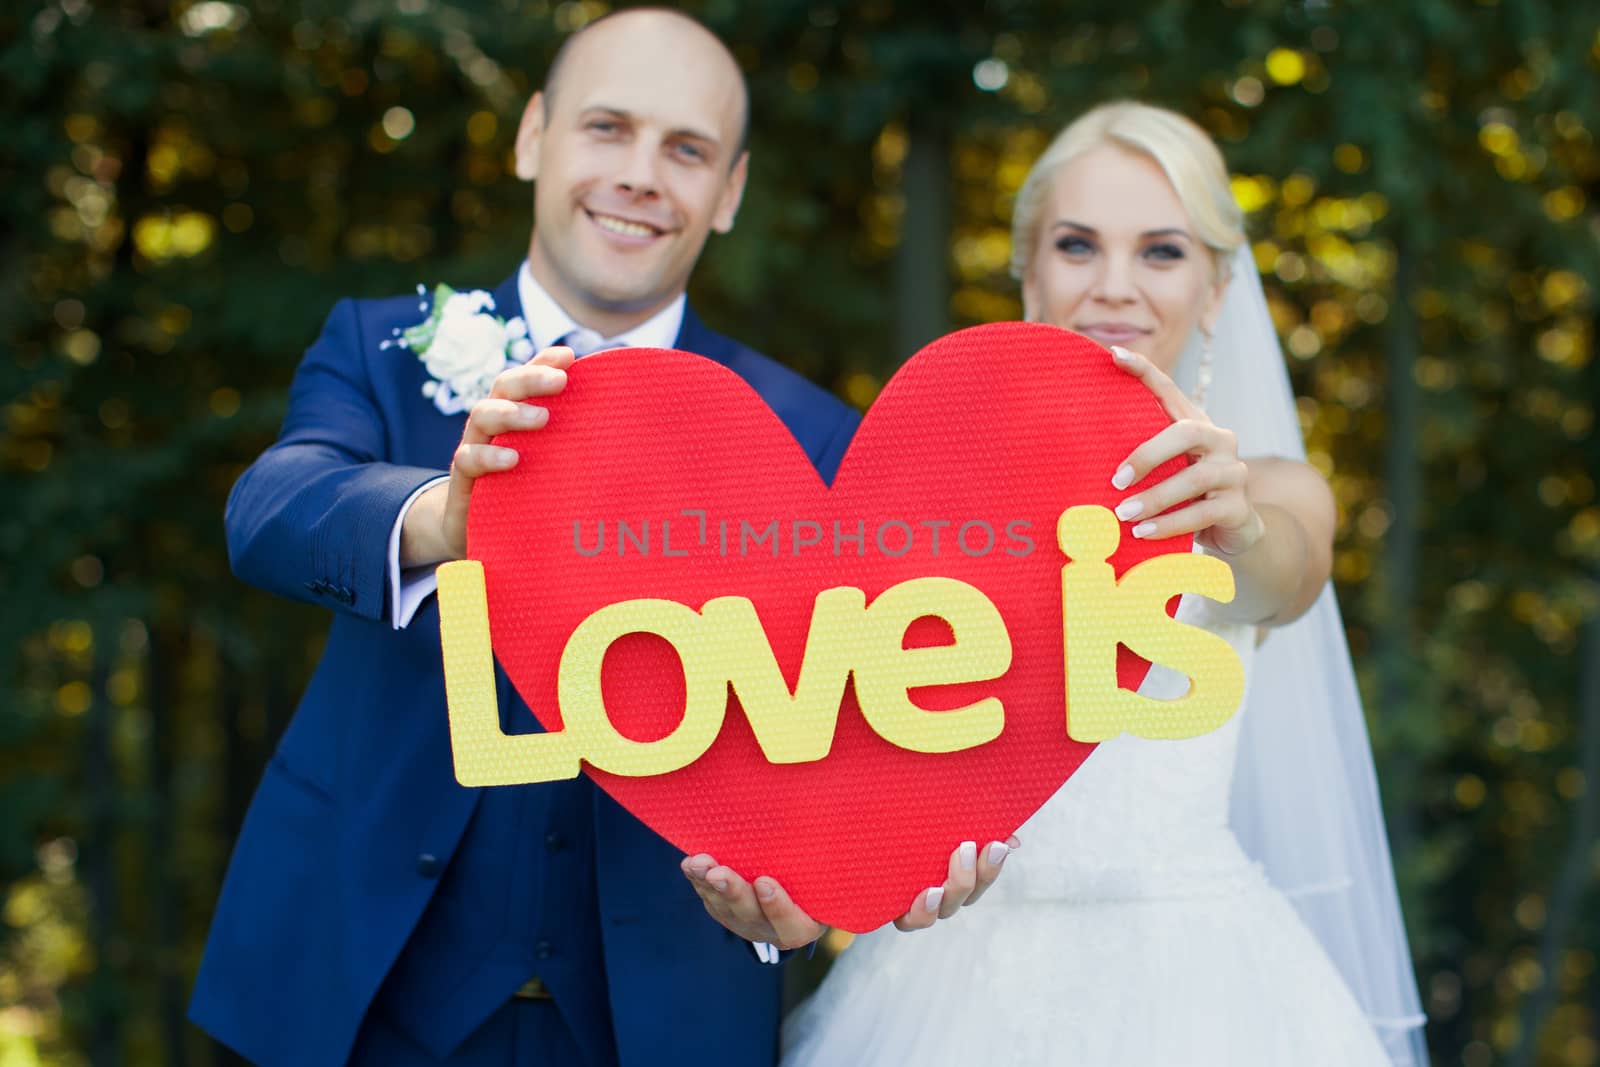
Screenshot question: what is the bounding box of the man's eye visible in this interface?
[588,120,619,134]
[674,142,708,162]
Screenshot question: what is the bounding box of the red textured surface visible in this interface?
[468,322,1189,932]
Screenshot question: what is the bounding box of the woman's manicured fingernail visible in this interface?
[1112,465,1135,490]
[924,887,944,913]
[958,841,977,871]
[1131,522,1157,539]
[516,405,541,427]
[493,447,518,468]
[1111,345,1134,363]
[987,842,1010,866]
[1114,498,1143,521]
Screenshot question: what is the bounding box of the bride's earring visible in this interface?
[1192,329,1214,408]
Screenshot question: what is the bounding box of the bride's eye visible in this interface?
[1054,234,1095,258]
[1143,242,1186,263]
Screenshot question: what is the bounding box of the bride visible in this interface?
[776,102,1429,1065]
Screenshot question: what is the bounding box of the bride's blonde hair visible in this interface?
[1010,101,1246,282]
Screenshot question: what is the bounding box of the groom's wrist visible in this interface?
[399,480,453,568]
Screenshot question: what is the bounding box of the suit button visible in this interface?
[544,832,566,852]
[535,940,553,960]
[416,853,442,877]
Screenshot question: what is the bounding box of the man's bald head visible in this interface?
[543,8,750,161]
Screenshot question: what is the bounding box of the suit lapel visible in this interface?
[673,304,734,366]
[491,266,525,335]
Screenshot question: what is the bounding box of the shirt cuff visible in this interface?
[751,940,780,965]
[388,476,449,630]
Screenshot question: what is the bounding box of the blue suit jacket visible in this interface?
[189,268,861,1067]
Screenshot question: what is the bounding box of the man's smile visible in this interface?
[585,208,667,241]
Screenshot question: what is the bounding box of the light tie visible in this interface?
[557,327,624,358]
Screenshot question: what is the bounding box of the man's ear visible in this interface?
[710,151,750,234]
[513,92,546,182]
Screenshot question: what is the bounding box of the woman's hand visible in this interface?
[1108,345,1265,557]
[890,835,1020,932]
[1108,345,1338,626]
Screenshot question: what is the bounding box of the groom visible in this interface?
[189,10,860,1066]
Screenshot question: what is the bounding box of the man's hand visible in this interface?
[680,855,826,951]
[400,346,575,568]
[680,835,1021,949]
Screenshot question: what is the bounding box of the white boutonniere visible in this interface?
[381,284,534,415]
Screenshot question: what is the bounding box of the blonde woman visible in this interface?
[780,102,1427,1066]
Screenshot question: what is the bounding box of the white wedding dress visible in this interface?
[781,589,1392,1066]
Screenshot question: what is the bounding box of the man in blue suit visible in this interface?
[189,10,862,1065]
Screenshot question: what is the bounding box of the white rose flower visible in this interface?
[441,291,479,318]
[449,369,501,406]
[422,301,509,385]
[391,285,517,414]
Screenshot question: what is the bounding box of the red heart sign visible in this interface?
[468,322,1187,932]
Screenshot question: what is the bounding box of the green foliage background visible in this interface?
[2,1,1597,1064]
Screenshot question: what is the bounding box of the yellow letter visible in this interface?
[557,599,726,776]
[438,561,580,785]
[700,588,867,764]
[1058,506,1245,742]
[853,577,1011,753]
